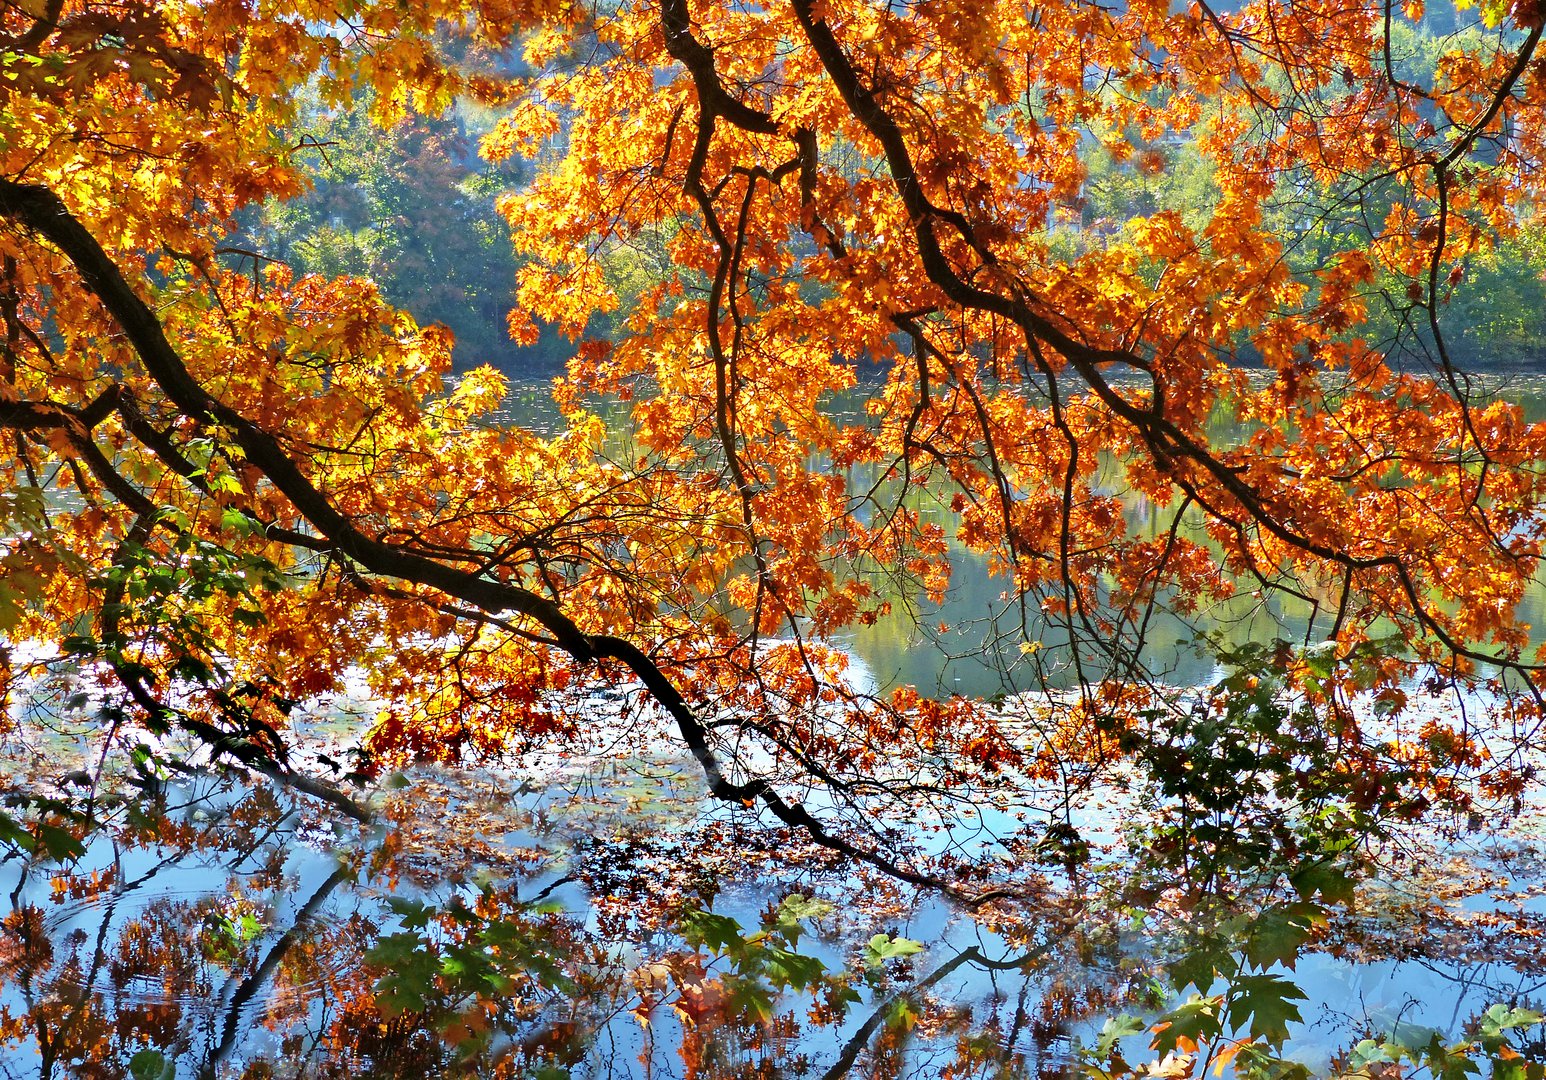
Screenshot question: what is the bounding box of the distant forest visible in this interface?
[241,4,1546,379]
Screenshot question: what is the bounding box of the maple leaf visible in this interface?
[1151,996,1223,1057]
[1227,974,1307,1046]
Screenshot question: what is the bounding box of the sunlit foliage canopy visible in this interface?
[2,0,1546,886]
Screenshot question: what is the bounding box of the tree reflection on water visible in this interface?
[0,765,1121,1078]
[5,747,1546,1078]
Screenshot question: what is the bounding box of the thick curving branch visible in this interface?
[785,0,1545,695]
[0,177,1007,903]
[0,179,598,657]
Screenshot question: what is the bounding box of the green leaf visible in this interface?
[1302,641,1338,679]
[1234,1043,1313,1080]
[1150,994,1223,1056]
[826,980,863,1017]
[385,896,435,930]
[1169,936,1232,993]
[1288,862,1354,905]
[770,893,833,944]
[1491,1056,1531,1080]
[1428,1043,1482,1080]
[208,472,244,496]
[1481,1005,1544,1040]
[1242,903,1321,971]
[724,974,775,1024]
[1478,1006,1546,1064]
[762,947,826,991]
[1229,973,1306,1046]
[127,1049,175,1080]
[0,809,33,854]
[1347,1038,1398,1070]
[863,933,924,967]
[36,822,85,862]
[886,996,920,1030]
[682,909,745,953]
[1094,1015,1147,1059]
[218,507,254,536]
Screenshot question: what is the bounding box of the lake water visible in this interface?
[9,736,1546,1078]
[4,364,1546,1076]
[8,731,1546,1077]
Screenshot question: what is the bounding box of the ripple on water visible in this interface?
[3,842,368,1025]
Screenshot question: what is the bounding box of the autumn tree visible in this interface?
[237,90,567,372]
[1,0,1545,900]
